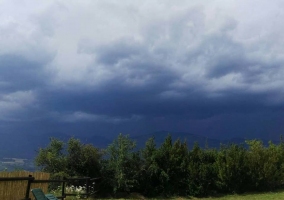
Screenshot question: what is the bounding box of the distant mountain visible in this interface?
[131,131,279,149]
[76,135,112,149]
[0,130,281,172]
[0,132,112,171]
[0,130,279,163]
[0,132,48,159]
[132,131,223,149]
[0,132,111,159]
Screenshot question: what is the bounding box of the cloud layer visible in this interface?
[1,0,284,139]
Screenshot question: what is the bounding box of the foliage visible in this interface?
[216,144,249,193]
[156,136,189,196]
[35,134,284,198]
[246,140,284,191]
[67,138,101,178]
[50,185,95,200]
[35,137,102,179]
[188,143,218,196]
[100,133,141,194]
[35,138,68,177]
[139,136,160,196]
[139,135,190,197]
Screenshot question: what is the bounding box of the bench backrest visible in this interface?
[31,188,47,200]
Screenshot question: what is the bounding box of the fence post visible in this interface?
[62,177,66,199]
[24,175,34,200]
[86,178,90,197]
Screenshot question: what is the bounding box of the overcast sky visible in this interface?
[1,0,284,140]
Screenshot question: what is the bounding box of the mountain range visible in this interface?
[1,131,278,160]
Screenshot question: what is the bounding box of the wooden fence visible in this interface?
[0,171,50,200]
[0,171,98,200]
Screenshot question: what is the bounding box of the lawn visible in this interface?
[196,190,284,200]
[87,190,284,200]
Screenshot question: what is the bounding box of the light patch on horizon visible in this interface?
[55,111,143,124]
[0,90,37,121]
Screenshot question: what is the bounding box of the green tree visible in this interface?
[246,140,284,191]
[216,144,249,193]
[187,143,218,196]
[66,137,102,177]
[245,140,267,190]
[143,135,189,196]
[35,138,67,177]
[263,141,284,189]
[140,136,160,196]
[101,134,140,194]
[35,137,102,178]
[168,138,189,196]
[153,134,173,196]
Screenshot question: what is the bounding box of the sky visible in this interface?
[1,0,284,141]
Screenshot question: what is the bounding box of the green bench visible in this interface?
[31,188,59,200]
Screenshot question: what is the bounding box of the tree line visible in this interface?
[35,134,284,197]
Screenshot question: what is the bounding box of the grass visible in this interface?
[54,189,284,199]
[90,190,284,200]
[196,190,284,200]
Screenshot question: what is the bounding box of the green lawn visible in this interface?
[60,190,284,200]
[87,190,284,200]
[196,190,284,200]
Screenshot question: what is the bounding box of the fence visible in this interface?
[0,171,98,200]
[0,171,50,200]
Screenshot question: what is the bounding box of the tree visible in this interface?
[35,137,102,178]
[246,140,284,191]
[140,136,159,196]
[168,138,189,196]
[146,135,189,196]
[216,144,249,193]
[188,143,218,196]
[101,134,140,194]
[35,138,67,177]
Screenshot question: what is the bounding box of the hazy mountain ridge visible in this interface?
[132,131,280,149]
[0,131,279,161]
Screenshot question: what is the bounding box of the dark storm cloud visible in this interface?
[197,35,246,78]
[51,89,267,117]
[46,12,284,126]
[78,37,180,90]
[1,0,284,140]
[91,39,142,65]
[0,54,49,92]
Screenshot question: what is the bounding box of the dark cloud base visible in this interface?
[1,1,284,144]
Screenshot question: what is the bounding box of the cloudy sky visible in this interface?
[1,0,284,141]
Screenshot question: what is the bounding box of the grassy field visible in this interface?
[62,190,284,200]
[195,190,284,200]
